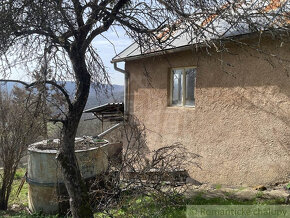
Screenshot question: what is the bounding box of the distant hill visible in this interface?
[0,81,124,137]
[84,84,124,110]
[62,81,124,109]
[0,81,124,109]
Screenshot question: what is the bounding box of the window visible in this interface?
[171,67,196,107]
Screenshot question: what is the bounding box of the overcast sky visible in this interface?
[9,26,132,86]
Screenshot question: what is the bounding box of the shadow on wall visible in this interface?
[126,36,290,128]
[127,36,290,93]
[124,36,290,184]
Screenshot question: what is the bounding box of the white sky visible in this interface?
[92,27,132,85]
[8,26,132,86]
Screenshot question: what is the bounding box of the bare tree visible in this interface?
[0,0,288,217]
[0,1,170,217]
[0,86,44,210]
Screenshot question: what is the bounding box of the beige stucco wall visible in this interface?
[125,37,290,186]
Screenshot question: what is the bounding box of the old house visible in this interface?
[111,1,290,185]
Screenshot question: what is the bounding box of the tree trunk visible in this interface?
[57,131,93,218]
[0,184,12,211]
[0,169,14,211]
[56,50,94,218]
[0,188,8,210]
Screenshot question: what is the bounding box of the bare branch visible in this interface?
[0,79,72,108]
[82,0,131,51]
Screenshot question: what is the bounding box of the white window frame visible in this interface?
[170,66,196,107]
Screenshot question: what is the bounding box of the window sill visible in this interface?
[167,105,196,109]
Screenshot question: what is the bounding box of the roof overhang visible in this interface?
[111,0,289,64]
[111,44,196,63]
[111,31,272,63]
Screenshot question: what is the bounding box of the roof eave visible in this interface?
[111,31,274,63]
[111,44,196,63]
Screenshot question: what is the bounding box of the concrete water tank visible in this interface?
[27,138,109,214]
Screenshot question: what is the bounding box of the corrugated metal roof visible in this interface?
[112,0,289,63]
[83,102,124,113]
[83,102,124,123]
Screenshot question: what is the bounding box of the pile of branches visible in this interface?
[88,116,201,215]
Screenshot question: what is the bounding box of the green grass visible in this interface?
[1,169,288,217]
[14,168,26,180]
[0,210,61,218]
[0,168,62,218]
[95,193,186,218]
[0,168,29,217]
[214,184,222,190]
[238,186,246,191]
[94,191,287,218]
[255,191,264,198]
[0,167,28,208]
[8,168,29,207]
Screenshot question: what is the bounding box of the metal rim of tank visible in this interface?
[28,138,109,154]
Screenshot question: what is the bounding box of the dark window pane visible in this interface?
[172,69,183,106]
[185,68,196,106]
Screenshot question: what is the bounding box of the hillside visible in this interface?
[1,81,124,137]
[1,81,124,109]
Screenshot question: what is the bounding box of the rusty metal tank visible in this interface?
[27,137,109,214]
